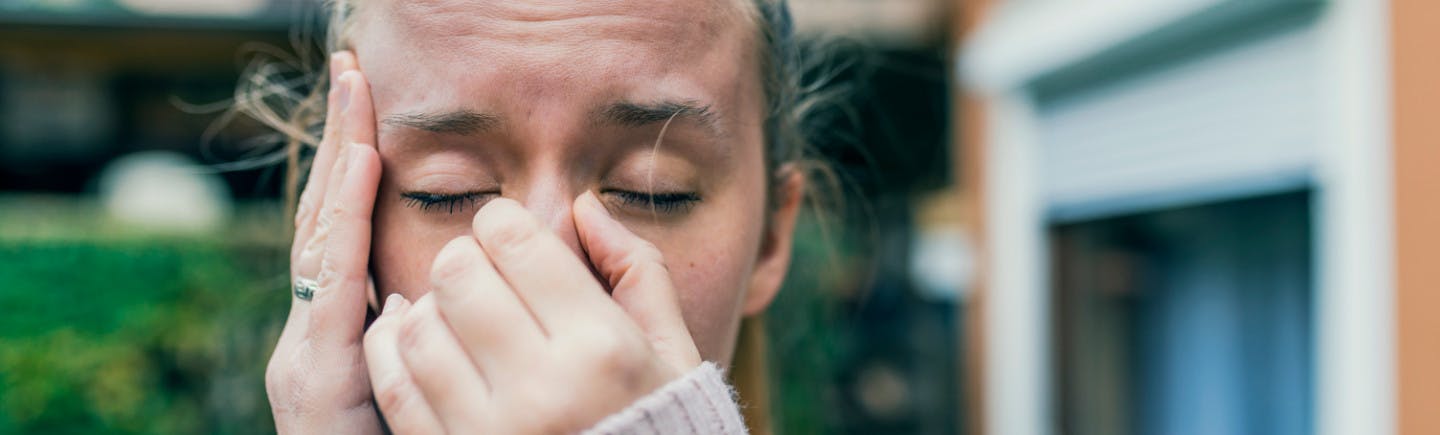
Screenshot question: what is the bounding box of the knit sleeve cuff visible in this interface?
[581,362,749,435]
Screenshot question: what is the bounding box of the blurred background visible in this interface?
[2,0,1438,434]
[0,0,960,434]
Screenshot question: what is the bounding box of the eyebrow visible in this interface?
[382,109,502,135]
[380,100,724,138]
[594,100,724,138]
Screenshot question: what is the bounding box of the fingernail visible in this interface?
[329,52,345,83]
[581,191,622,231]
[336,74,353,112]
[430,238,473,291]
[383,293,405,313]
[582,191,613,218]
[383,292,400,312]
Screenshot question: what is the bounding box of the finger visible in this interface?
[336,70,377,153]
[301,69,374,281]
[397,294,492,432]
[293,64,357,282]
[294,132,353,289]
[305,67,380,346]
[292,52,358,267]
[470,198,625,332]
[365,294,445,435]
[430,236,546,375]
[329,50,356,87]
[573,191,700,368]
[310,141,381,346]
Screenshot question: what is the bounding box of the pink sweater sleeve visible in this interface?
[582,362,749,435]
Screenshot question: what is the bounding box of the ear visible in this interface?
[743,165,805,316]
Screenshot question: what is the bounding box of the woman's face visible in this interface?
[352,0,798,364]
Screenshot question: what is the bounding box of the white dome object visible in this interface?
[97,151,232,234]
[909,227,975,302]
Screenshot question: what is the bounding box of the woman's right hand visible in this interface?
[265,51,386,434]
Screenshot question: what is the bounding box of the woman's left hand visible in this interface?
[363,192,703,434]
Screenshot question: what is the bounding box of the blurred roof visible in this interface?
[0,0,307,32]
[4,0,953,45]
[0,0,307,76]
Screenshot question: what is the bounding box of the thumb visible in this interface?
[573,191,701,369]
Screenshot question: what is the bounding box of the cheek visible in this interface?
[371,198,469,301]
[633,152,770,363]
[646,196,767,362]
[660,239,753,361]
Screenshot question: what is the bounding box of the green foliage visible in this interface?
[765,213,868,435]
[0,239,288,434]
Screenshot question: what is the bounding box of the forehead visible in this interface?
[366,0,746,52]
[350,0,759,123]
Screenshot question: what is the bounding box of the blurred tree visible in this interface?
[0,236,287,434]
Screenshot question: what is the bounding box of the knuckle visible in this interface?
[304,219,330,249]
[289,247,303,270]
[330,188,360,215]
[298,217,330,259]
[369,372,414,417]
[508,389,565,432]
[429,237,479,289]
[314,265,340,296]
[577,329,643,372]
[625,242,668,272]
[316,204,338,232]
[395,311,429,352]
[265,349,309,412]
[264,358,287,396]
[293,243,320,274]
[634,239,664,259]
[632,257,671,283]
[293,197,316,230]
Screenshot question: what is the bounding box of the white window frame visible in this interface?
[960,1,1395,435]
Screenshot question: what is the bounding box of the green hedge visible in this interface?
[0,239,288,434]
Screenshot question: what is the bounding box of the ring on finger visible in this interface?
[294,277,320,301]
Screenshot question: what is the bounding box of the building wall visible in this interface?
[1392,0,1440,433]
[953,2,997,434]
[959,1,1402,434]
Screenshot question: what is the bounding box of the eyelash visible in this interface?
[400,191,498,214]
[604,190,702,214]
[400,190,702,215]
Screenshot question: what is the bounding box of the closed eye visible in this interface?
[603,190,701,214]
[400,191,499,214]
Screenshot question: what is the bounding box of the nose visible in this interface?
[514,182,586,262]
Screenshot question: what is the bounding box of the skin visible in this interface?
[265,0,805,433]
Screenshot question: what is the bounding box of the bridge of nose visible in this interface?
[512,181,586,262]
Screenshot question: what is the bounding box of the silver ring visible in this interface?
[293,277,319,301]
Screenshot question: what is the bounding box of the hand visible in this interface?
[363,192,704,434]
[266,51,386,434]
